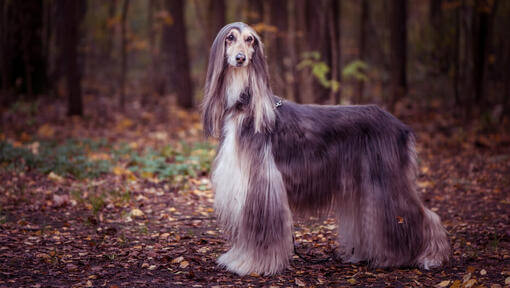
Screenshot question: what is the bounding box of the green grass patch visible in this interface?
[0,139,111,179]
[116,141,215,183]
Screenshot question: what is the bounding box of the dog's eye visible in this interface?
[246,36,253,42]
[226,34,235,41]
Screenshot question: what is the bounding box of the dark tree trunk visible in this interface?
[357,0,368,104]
[429,0,442,71]
[291,0,306,103]
[268,0,288,98]
[60,0,86,116]
[328,0,339,104]
[472,0,497,110]
[248,0,264,24]
[454,5,460,106]
[119,0,130,110]
[207,0,225,44]
[306,0,332,104]
[1,0,47,99]
[162,0,193,109]
[333,0,341,105]
[0,1,8,95]
[105,0,117,61]
[390,0,407,109]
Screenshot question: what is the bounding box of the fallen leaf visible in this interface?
[464,279,476,288]
[172,256,184,264]
[52,194,70,207]
[179,260,189,269]
[505,277,510,285]
[48,172,64,182]
[130,208,144,218]
[347,278,357,284]
[37,124,55,138]
[480,269,487,275]
[295,278,306,287]
[436,280,450,287]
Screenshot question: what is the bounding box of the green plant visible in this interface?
[0,139,111,179]
[123,141,215,182]
[342,60,369,82]
[297,51,340,92]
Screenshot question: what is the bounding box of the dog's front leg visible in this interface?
[217,144,293,276]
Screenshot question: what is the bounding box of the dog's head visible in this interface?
[203,22,274,138]
[223,24,258,67]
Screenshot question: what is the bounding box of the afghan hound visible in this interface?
[202,22,450,276]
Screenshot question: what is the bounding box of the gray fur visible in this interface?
[204,22,450,276]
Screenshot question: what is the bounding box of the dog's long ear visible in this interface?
[249,33,276,134]
[202,25,229,138]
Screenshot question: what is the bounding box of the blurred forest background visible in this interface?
[1,1,510,286]
[1,0,508,125]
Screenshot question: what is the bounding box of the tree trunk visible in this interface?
[429,0,443,72]
[390,0,407,110]
[207,0,225,44]
[307,0,332,104]
[1,1,47,99]
[119,0,130,110]
[162,0,193,109]
[328,0,339,104]
[0,0,6,95]
[454,5,460,106]
[60,0,85,116]
[472,0,497,110]
[357,0,368,104]
[291,0,306,103]
[248,0,264,24]
[268,0,288,98]
[333,0,341,105]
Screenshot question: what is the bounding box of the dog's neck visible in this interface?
[225,67,249,109]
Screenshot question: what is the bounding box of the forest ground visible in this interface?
[0,96,509,288]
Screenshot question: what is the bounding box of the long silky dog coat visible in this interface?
[202,22,450,275]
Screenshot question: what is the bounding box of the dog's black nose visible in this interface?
[236,53,246,64]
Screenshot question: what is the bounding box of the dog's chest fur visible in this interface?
[225,68,249,108]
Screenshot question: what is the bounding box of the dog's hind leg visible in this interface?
[335,195,364,263]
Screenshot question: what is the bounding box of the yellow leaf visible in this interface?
[48,172,64,182]
[436,280,450,287]
[179,260,189,269]
[88,152,110,161]
[115,118,134,131]
[251,23,278,33]
[130,208,144,218]
[347,278,357,284]
[295,278,306,287]
[418,180,433,188]
[140,171,154,179]
[464,279,476,288]
[20,132,32,142]
[172,256,184,264]
[37,124,55,138]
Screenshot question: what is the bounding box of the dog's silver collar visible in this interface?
[274,99,282,109]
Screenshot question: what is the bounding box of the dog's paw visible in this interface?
[217,250,251,276]
[217,247,288,276]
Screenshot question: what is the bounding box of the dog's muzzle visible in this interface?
[235,53,246,66]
